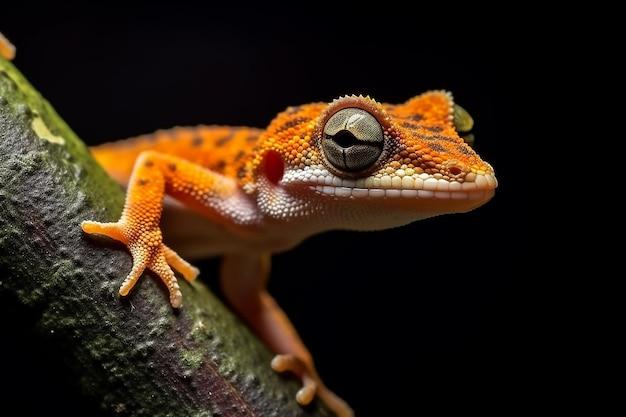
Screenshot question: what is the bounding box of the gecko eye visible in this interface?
[322,108,384,173]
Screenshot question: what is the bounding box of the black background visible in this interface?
[1,5,526,417]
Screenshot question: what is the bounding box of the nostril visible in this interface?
[449,166,463,176]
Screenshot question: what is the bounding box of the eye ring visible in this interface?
[321,108,384,174]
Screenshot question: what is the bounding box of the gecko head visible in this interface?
[252,91,496,230]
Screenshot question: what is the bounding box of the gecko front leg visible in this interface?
[221,253,354,417]
[82,150,239,307]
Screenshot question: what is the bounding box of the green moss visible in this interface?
[181,348,206,371]
[0,57,124,216]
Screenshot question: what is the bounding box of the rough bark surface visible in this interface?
[0,57,332,417]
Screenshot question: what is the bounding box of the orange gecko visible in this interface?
[2,35,497,417]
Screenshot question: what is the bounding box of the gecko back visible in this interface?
[91,126,261,185]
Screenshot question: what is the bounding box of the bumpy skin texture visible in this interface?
[93,126,263,186]
[84,92,497,417]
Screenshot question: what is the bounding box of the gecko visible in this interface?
[1,34,496,417]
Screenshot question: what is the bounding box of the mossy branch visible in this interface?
[0,57,333,417]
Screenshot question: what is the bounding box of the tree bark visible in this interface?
[0,57,332,417]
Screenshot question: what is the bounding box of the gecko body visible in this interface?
[91,93,495,253]
[1,34,496,417]
[85,92,496,417]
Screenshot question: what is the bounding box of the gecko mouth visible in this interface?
[309,184,493,200]
[283,166,497,201]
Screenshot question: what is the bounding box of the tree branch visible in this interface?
[0,57,332,417]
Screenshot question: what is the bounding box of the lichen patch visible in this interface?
[31,116,65,144]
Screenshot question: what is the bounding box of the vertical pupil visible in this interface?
[322,107,384,173]
[331,131,358,148]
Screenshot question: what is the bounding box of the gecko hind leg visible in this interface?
[221,254,354,417]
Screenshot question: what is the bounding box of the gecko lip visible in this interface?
[282,167,497,200]
[308,185,494,200]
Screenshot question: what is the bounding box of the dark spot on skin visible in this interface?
[216,134,234,147]
[401,121,419,129]
[457,145,471,155]
[138,179,148,186]
[429,143,446,152]
[276,117,310,132]
[419,134,456,143]
[234,150,245,162]
[214,160,227,173]
[437,134,458,143]
[246,134,258,143]
[144,160,153,167]
[192,136,203,147]
[424,126,443,132]
[237,166,247,178]
[168,163,177,172]
[410,114,423,121]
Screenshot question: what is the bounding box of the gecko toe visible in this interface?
[81,220,127,243]
[296,378,317,405]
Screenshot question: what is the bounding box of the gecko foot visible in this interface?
[271,354,354,417]
[81,220,198,308]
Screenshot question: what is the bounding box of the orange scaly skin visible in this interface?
[0,33,16,60]
[83,92,496,417]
